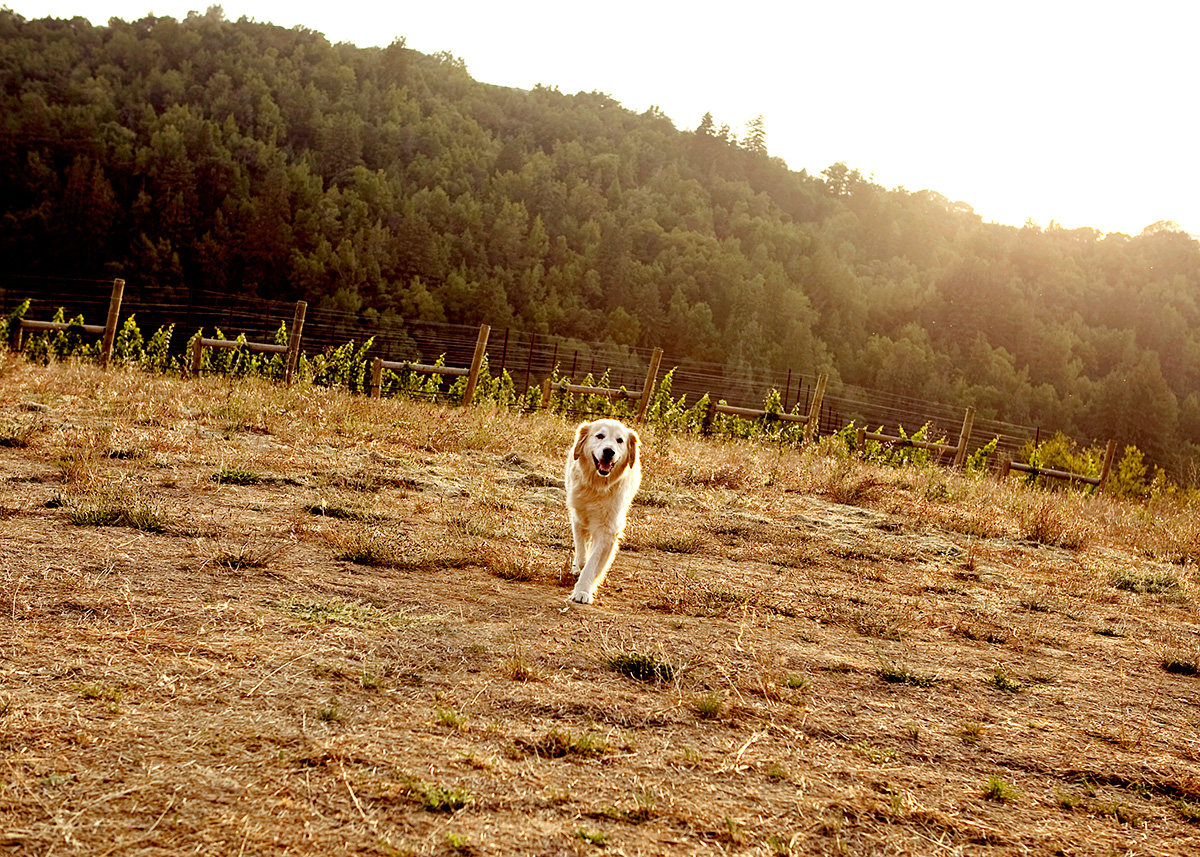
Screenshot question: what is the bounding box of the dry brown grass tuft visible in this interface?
[2,359,1200,855]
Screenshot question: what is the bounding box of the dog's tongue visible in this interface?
[597,458,614,475]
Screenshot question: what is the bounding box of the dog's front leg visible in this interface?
[571,528,618,604]
[569,514,589,578]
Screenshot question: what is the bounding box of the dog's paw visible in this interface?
[569,589,593,605]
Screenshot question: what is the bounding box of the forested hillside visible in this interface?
[2,7,1199,474]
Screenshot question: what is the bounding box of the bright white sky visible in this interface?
[9,0,1199,236]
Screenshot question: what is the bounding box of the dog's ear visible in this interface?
[626,428,639,468]
[572,422,591,461]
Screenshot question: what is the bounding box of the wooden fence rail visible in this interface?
[369,324,491,406]
[997,438,1117,491]
[186,301,308,384]
[12,278,125,366]
[856,407,976,468]
[541,347,663,423]
[703,373,828,443]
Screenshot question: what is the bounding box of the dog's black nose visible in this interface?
[600,448,615,462]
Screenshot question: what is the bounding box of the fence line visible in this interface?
[5,277,1077,466]
[997,439,1118,490]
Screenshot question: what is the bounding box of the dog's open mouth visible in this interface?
[593,455,614,477]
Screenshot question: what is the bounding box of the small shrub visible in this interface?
[1172,797,1200,822]
[435,705,468,731]
[0,419,38,448]
[503,650,538,681]
[959,721,985,745]
[77,683,122,704]
[877,659,937,687]
[1016,497,1090,549]
[213,467,262,485]
[411,779,473,812]
[648,533,702,554]
[1092,800,1139,825]
[575,827,609,846]
[851,742,897,764]
[765,762,790,781]
[594,790,658,824]
[521,728,608,758]
[334,529,473,571]
[987,665,1022,693]
[1055,790,1081,810]
[694,693,725,720]
[214,540,284,570]
[981,775,1019,803]
[606,651,675,683]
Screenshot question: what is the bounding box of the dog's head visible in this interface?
[573,418,639,479]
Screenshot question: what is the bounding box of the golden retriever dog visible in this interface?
[564,418,642,604]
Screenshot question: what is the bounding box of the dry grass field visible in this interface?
[2,357,1200,856]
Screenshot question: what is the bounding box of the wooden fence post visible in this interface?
[99,278,125,368]
[369,357,383,399]
[997,454,1011,482]
[804,373,828,443]
[635,347,664,424]
[461,324,490,406]
[522,333,536,397]
[952,406,976,469]
[284,300,307,385]
[541,377,553,408]
[1097,439,1118,492]
[190,332,204,377]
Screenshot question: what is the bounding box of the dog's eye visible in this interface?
[616,437,624,443]
[596,433,605,440]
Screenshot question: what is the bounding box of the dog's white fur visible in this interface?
[564,418,642,604]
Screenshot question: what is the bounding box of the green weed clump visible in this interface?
[982,775,1019,803]
[606,651,675,682]
[213,467,263,485]
[987,665,1022,693]
[409,778,474,812]
[520,728,609,758]
[693,693,725,720]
